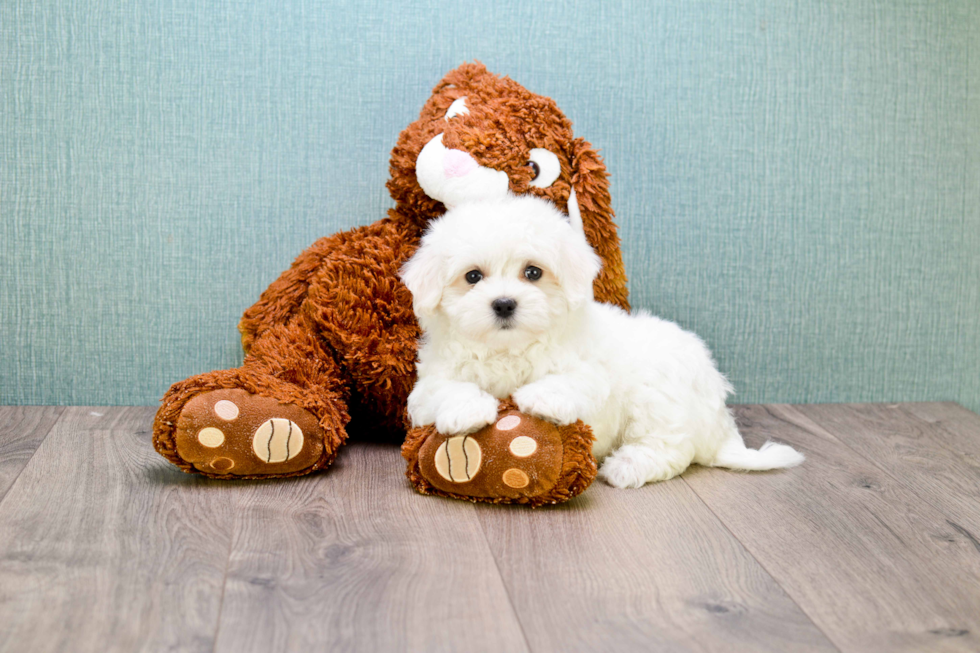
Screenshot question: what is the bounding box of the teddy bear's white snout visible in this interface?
[414,133,585,236]
[442,149,477,178]
[416,133,510,209]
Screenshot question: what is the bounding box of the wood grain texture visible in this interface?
[790,403,980,537]
[212,442,529,653]
[475,479,837,653]
[683,404,980,653]
[0,407,240,653]
[900,402,980,458]
[0,406,64,503]
[2,403,979,652]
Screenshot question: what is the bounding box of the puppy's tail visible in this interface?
[708,416,804,471]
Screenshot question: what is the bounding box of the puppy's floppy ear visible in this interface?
[556,229,603,309]
[568,137,630,310]
[400,242,445,316]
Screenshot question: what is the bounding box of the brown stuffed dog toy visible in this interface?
[153,62,629,506]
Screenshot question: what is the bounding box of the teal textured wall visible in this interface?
[2,0,978,412]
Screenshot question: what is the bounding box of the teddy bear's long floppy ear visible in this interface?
[568,137,630,311]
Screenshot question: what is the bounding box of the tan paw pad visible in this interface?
[502,468,530,488]
[434,435,482,482]
[214,400,239,421]
[197,427,225,448]
[252,418,304,463]
[210,457,235,472]
[508,435,537,457]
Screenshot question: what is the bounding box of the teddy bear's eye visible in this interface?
[524,266,543,282]
[527,149,561,188]
[465,269,483,284]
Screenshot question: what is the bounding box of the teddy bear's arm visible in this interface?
[238,233,343,353]
[301,217,424,425]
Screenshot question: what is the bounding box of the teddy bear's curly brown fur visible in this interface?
[153,62,628,503]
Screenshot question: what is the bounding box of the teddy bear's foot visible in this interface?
[402,401,598,507]
[173,389,326,477]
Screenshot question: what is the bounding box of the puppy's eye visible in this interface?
[524,266,543,282]
[526,149,561,188]
[465,269,483,284]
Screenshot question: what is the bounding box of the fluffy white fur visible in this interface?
[401,195,804,488]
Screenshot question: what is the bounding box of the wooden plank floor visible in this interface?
[0,403,978,652]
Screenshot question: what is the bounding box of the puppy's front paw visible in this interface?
[434,394,499,435]
[513,384,582,426]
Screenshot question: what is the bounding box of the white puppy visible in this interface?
[401,195,803,487]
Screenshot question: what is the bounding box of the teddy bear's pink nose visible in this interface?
[443,149,478,178]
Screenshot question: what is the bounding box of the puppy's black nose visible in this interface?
[492,297,517,318]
